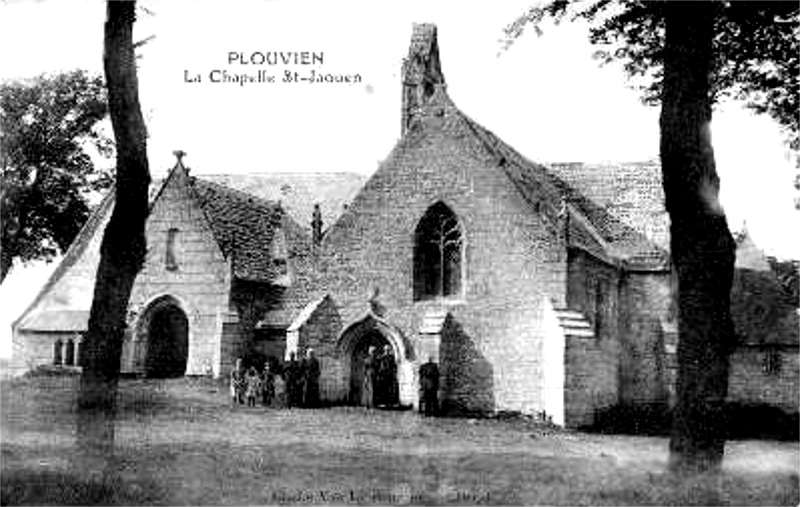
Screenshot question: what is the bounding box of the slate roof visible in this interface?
[392,23,670,271]
[458,112,670,270]
[256,306,298,329]
[13,191,115,332]
[191,177,286,282]
[18,310,89,332]
[198,173,365,234]
[548,162,669,251]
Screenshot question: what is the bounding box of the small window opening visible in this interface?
[166,228,179,270]
[64,339,75,366]
[765,349,782,376]
[53,339,63,366]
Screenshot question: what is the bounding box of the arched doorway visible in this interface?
[143,299,189,378]
[349,330,394,406]
[338,314,411,407]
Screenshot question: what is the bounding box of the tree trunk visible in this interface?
[76,0,149,478]
[661,1,737,474]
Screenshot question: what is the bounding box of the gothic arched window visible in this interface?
[414,202,463,301]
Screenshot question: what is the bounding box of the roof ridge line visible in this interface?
[199,171,364,177]
[192,176,283,211]
[454,109,668,268]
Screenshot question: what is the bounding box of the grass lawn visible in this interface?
[1,374,798,505]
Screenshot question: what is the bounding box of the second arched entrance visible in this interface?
[138,297,189,378]
[338,314,410,408]
[350,330,400,406]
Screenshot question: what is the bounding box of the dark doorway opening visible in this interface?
[349,330,392,406]
[145,303,189,378]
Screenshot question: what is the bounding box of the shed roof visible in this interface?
[17,310,89,333]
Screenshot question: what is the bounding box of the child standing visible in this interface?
[273,372,287,409]
[245,366,261,407]
[230,358,245,406]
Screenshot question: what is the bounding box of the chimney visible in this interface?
[401,23,445,135]
[311,203,323,246]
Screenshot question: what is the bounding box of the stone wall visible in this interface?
[728,347,799,413]
[310,123,568,415]
[617,270,673,407]
[566,250,621,344]
[290,296,345,402]
[15,332,83,372]
[220,320,246,375]
[564,250,622,423]
[565,334,618,427]
[126,169,231,377]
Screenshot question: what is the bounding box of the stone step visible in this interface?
[563,327,595,338]
[558,317,591,328]
[554,309,586,320]
[553,307,595,339]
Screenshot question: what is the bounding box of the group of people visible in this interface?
[361,344,399,409]
[229,345,441,416]
[229,349,320,409]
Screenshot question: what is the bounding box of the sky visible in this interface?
[1,0,798,358]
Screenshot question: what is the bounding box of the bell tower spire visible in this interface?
[401,23,446,135]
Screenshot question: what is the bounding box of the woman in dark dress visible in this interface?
[261,362,274,407]
[382,345,398,407]
[303,349,320,408]
[362,346,376,408]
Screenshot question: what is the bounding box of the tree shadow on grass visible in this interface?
[1,468,168,506]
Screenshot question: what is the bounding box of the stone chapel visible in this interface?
[14,24,684,428]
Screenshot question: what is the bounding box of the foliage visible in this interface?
[501,0,799,150]
[0,70,113,282]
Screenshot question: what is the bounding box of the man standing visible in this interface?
[303,348,321,408]
[230,358,245,407]
[362,346,376,408]
[261,361,274,407]
[374,346,386,407]
[419,356,439,416]
[382,345,398,408]
[286,352,301,408]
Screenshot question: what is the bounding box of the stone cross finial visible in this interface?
[173,150,186,165]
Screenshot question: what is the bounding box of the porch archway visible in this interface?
[336,313,414,407]
[137,295,189,378]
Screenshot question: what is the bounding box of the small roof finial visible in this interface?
[173,150,186,166]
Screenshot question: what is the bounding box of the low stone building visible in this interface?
[727,230,799,413]
[12,162,363,379]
